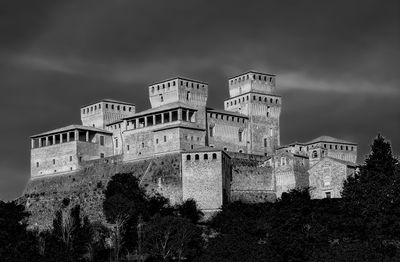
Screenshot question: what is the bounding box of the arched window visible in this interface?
[238,130,243,142]
[204,154,208,160]
[195,154,199,160]
[160,95,164,102]
[270,98,273,103]
[312,150,318,158]
[212,153,217,159]
[186,155,191,161]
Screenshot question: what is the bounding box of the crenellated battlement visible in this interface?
[228,71,276,98]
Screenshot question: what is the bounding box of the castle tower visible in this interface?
[148,77,209,131]
[81,99,136,129]
[148,77,208,109]
[224,71,281,155]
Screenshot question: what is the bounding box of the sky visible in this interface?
[0,0,399,200]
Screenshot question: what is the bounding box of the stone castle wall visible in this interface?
[23,154,181,230]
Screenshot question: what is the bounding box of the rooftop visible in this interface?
[81,98,135,108]
[280,135,357,147]
[228,70,276,80]
[182,146,232,158]
[206,108,249,118]
[107,101,198,125]
[31,124,112,138]
[149,76,208,86]
[324,157,358,167]
[304,136,357,145]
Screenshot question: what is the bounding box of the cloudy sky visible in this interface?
[0,0,399,200]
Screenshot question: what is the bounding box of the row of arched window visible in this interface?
[230,74,274,85]
[186,153,218,161]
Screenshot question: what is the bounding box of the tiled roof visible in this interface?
[207,108,248,118]
[280,136,357,147]
[31,124,112,138]
[324,157,358,167]
[304,136,357,145]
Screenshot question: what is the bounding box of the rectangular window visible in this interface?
[325,192,331,199]
[238,131,243,142]
[36,162,39,167]
[127,145,130,151]
[209,126,214,137]
[100,153,104,158]
[264,138,268,147]
[53,159,56,165]
[69,156,72,162]
[100,136,104,146]
[164,136,167,142]
[115,138,118,148]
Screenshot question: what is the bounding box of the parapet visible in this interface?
[228,71,276,98]
[148,77,208,108]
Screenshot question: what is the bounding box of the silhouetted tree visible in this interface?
[0,201,40,262]
[176,199,203,224]
[143,215,202,261]
[342,134,400,240]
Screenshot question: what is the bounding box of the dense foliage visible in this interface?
[0,134,398,261]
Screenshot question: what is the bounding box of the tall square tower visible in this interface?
[224,71,281,155]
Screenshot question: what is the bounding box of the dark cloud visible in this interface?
[0,0,399,200]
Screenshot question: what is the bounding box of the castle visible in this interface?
[30,71,358,213]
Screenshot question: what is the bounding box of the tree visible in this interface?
[342,134,400,239]
[103,173,148,223]
[0,201,40,262]
[176,199,203,224]
[143,215,202,261]
[44,204,95,262]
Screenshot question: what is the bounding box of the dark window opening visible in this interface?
[325,192,331,199]
[100,153,104,158]
[186,155,191,161]
[195,154,199,160]
[204,154,208,160]
[212,153,217,159]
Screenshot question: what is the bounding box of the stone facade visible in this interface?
[181,149,231,212]
[308,157,357,199]
[28,70,359,216]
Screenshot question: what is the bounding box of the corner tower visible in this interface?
[224,71,281,155]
